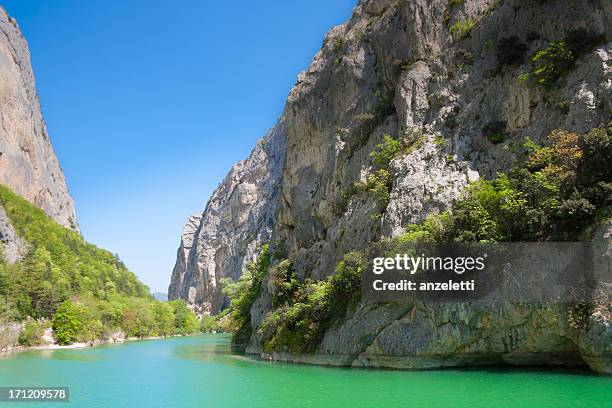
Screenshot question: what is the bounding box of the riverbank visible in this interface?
[0,330,193,355]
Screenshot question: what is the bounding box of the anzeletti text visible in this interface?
[372,279,476,291]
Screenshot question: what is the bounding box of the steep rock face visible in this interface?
[171,0,611,371]
[0,8,77,232]
[168,213,202,306]
[268,0,610,372]
[249,0,611,373]
[168,122,286,314]
[274,0,611,282]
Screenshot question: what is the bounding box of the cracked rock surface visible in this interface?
[0,7,78,232]
[170,0,612,372]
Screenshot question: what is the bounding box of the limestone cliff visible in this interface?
[168,122,286,314]
[170,0,611,372]
[0,7,78,233]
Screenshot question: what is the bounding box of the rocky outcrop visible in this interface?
[0,322,22,351]
[580,297,612,374]
[171,0,611,372]
[0,7,77,232]
[579,223,612,374]
[0,204,26,262]
[168,121,286,314]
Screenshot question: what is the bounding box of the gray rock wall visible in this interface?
[168,121,286,314]
[0,7,78,231]
[0,322,22,351]
[0,204,26,262]
[170,0,611,372]
[274,0,611,282]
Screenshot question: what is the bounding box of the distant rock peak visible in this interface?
[168,120,286,314]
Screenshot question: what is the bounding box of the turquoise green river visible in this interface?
[0,334,610,407]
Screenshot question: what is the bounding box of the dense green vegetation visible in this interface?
[524,41,575,89]
[258,251,364,353]
[519,29,605,89]
[0,185,199,345]
[49,298,198,345]
[401,124,612,243]
[17,320,48,346]
[450,18,475,41]
[0,184,148,320]
[222,245,364,353]
[220,245,271,345]
[200,310,231,333]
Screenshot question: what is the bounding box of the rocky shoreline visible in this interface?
[0,329,192,355]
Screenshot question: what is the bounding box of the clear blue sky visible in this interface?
[2,0,355,293]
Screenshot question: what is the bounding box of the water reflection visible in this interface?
[171,334,267,369]
[40,348,101,362]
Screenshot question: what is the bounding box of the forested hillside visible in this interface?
[0,185,198,346]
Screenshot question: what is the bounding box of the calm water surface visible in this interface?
[0,334,610,407]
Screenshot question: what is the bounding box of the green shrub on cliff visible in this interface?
[450,18,475,41]
[370,134,403,167]
[269,259,299,307]
[519,32,604,90]
[401,124,612,243]
[530,41,575,89]
[258,251,365,353]
[259,279,330,353]
[222,247,365,353]
[360,134,400,206]
[352,133,427,208]
[329,252,365,317]
[221,245,271,345]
